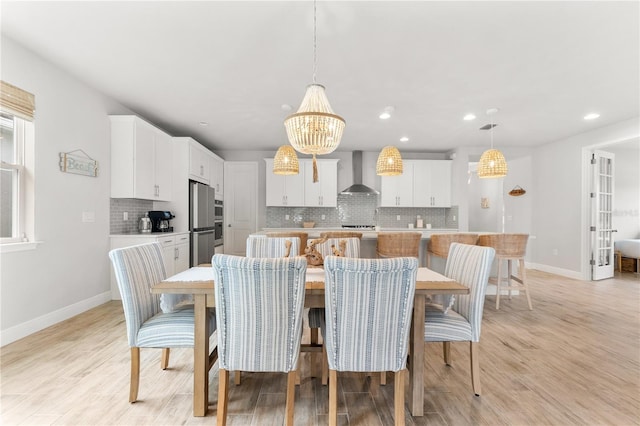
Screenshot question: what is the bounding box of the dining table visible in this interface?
[151,264,469,417]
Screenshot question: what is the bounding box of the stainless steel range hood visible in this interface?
[339,151,379,195]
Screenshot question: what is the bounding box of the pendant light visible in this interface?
[284,0,345,183]
[273,145,299,175]
[477,108,508,178]
[376,146,403,176]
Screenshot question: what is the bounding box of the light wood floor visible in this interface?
[2,270,639,425]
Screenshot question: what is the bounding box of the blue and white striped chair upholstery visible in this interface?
[212,254,307,426]
[424,242,495,396]
[109,242,217,402]
[308,237,360,329]
[246,236,300,259]
[320,256,417,425]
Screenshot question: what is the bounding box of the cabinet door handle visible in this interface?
[174,247,178,260]
[200,165,204,175]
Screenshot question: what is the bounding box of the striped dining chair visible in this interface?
[246,236,300,259]
[424,242,495,396]
[109,242,217,403]
[212,254,307,426]
[320,256,418,426]
[307,237,360,369]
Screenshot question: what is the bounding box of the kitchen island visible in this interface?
[255,227,461,267]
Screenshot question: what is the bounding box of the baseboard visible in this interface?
[527,262,584,280]
[0,291,112,347]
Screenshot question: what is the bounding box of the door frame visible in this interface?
[580,136,637,281]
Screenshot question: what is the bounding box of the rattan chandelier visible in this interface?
[477,108,508,178]
[273,145,299,175]
[283,0,345,183]
[376,146,403,176]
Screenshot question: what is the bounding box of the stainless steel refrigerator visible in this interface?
[189,180,216,266]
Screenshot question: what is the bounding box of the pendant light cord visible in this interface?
[313,0,317,84]
[490,115,494,149]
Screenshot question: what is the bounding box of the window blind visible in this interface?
[0,81,35,121]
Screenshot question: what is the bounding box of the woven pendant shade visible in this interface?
[273,145,299,175]
[477,148,508,178]
[376,146,403,176]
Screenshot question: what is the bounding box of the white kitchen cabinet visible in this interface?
[189,141,210,184]
[109,232,190,300]
[422,160,452,207]
[110,115,172,201]
[303,159,339,207]
[264,158,305,206]
[380,160,414,207]
[209,153,224,198]
[381,159,452,207]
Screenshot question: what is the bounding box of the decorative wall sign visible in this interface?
[59,149,98,177]
[481,197,490,209]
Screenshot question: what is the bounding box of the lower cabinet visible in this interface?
[109,232,190,300]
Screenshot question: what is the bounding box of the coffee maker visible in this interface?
[148,211,174,233]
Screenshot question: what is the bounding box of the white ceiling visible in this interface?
[2,1,639,154]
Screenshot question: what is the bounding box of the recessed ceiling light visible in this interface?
[199,121,208,126]
[379,106,395,120]
[584,113,600,120]
[463,114,476,121]
[400,136,409,143]
[281,104,292,112]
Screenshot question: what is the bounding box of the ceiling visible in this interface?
[2,1,639,154]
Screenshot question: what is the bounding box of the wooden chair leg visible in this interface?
[161,348,170,370]
[329,369,338,426]
[520,258,533,310]
[322,343,328,385]
[470,342,481,396]
[217,368,229,426]
[495,259,503,310]
[426,252,431,268]
[286,371,296,426]
[129,347,140,403]
[442,341,451,365]
[234,371,241,385]
[380,371,386,385]
[394,369,405,426]
[310,327,319,345]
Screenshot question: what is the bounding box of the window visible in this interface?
[0,81,35,245]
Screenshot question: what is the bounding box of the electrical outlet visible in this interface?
[552,248,559,255]
[321,214,325,220]
[285,214,290,220]
[417,215,421,219]
[396,215,401,221]
[123,211,129,221]
[453,215,457,221]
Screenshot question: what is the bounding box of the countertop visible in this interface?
[259,228,460,240]
[109,231,189,238]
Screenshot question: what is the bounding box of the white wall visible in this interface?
[531,117,640,279]
[0,36,132,345]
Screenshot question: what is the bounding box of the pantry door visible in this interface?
[591,150,616,280]
[224,162,257,256]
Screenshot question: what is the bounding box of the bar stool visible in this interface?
[266,232,308,255]
[477,233,532,310]
[426,233,479,268]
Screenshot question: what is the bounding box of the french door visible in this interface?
[591,150,616,280]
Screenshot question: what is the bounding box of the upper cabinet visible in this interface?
[264,158,305,206]
[303,159,339,207]
[380,159,452,207]
[209,154,224,199]
[189,142,210,184]
[110,115,172,201]
[265,158,339,207]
